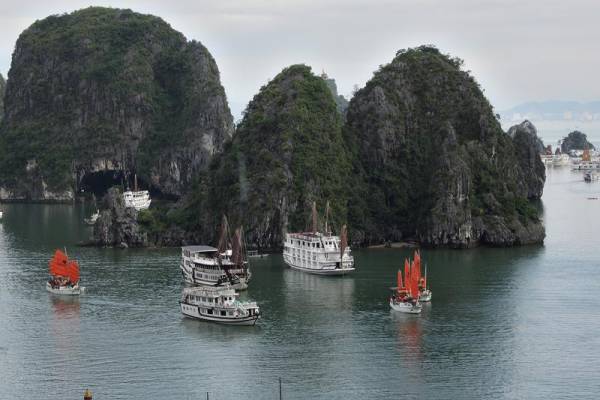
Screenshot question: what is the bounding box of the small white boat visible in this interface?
[390,297,422,314]
[180,285,260,326]
[0,210,3,219]
[46,281,84,295]
[84,209,100,225]
[46,249,84,296]
[418,289,432,302]
[247,250,268,258]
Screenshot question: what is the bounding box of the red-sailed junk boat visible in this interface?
[46,249,84,295]
[389,250,432,313]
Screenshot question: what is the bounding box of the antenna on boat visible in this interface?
[311,201,318,234]
[339,224,347,265]
[325,201,330,235]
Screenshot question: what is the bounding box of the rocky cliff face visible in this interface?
[0,7,233,201]
[508,120,546,199]
[185,65,350,249]
[92,187,147,247]
[344,46,545,247]
[0,73,5,122]
[321,72,349,115]
[561,130,595,153]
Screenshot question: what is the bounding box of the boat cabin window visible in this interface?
[221,310,227,316]
[207,309,213,314]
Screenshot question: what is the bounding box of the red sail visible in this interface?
[397,268,403,290]
[231,227,243,266]
[66,260,80,283]
[49,249,80,283]
[404,259,411,296]
[410,259,419,298]
[413,250,421,282]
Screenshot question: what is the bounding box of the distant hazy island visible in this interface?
[0,7,545,249]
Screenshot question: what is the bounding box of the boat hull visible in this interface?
[46,282,83,296]
[390,300,422,314]
[180,303,258,326]
[284,260,355,276]
[419,290,432,302]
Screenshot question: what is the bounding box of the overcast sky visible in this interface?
[0,0,598,120]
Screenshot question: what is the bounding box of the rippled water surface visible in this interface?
[1,167,600,399]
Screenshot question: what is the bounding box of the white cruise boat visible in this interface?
[123,174,151,210]
[180,217,251,290]
[123,190,151,210]
[283,202,354,275]
[180,286,260,325]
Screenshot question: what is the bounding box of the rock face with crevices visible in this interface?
[344,46,545,247]
[92,187,147,247]
[0,7,233,201]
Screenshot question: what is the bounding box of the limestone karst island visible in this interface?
[0,3,598,400]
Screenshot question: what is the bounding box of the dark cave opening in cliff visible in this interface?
[78,170,133,199]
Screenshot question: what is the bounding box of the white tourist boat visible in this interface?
[123,174,151,210]
[0,210,3,219]
[180,217,251,290]
[84,209,100,225]
[283,202,354,275]
[46,249,84,296]
[123,190,151,210]
[179,285,260,326]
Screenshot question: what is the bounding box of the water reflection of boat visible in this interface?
[51,295,81,318]
[46,249,84,295]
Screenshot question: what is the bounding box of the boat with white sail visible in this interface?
[46,249,84,295]
[283,202,354,275]
[123,174,151,211]
[180,216,251,290]
[179,285,260,326]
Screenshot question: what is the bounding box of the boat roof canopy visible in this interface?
[182,245,218,253]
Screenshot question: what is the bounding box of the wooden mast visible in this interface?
[311,201,318,234]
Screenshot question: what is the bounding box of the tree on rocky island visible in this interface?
[560,130,595,153]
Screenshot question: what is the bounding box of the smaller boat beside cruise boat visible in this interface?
[180,285,260,325]
[180,216,251,290]
[46,249,84,295]
[283,202,354,275]
[84,209,100,225]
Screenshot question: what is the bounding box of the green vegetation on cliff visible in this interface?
[344,46,544,247]
[180,65,351,248]
[0,7,232,200]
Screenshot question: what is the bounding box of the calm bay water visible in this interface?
[1,166,600,399]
